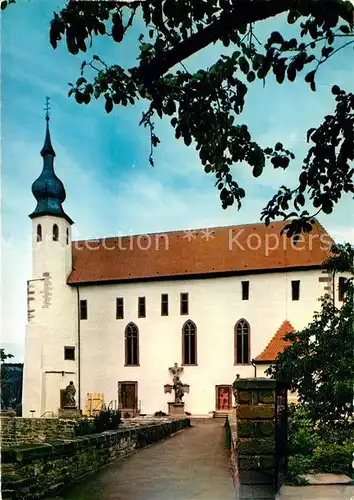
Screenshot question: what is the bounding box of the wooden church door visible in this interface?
[216,385,231,410]
[118,381,137,411]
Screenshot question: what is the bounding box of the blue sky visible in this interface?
[1,2,353,361]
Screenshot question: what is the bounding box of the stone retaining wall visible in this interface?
[1,418,190,499]
[1,417,77,447]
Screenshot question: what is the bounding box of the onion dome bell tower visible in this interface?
[30,111,73,225]
[29,99,73,279]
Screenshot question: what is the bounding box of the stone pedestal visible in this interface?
[58,407,82,419]
[168,402,185,416]
[231,378,288,499]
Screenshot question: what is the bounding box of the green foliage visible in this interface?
[3,0,353,232]
[286,404,354,482]
[75,417,96,436]
[224,419,231,449]
[154,410,167,417]
[287,455,312,484]
[0,349,14,362]
[75,409,121,436]
[94,408,121,433]
[0,350,21,413]
[312,442,354,476]
[287,404,320,456]
[268,243,354,429]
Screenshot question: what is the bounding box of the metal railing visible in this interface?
[40,411,54,418]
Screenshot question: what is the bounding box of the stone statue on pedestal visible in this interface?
[165,363,189,416]
[169,363,185,404]
[63,381,76,407]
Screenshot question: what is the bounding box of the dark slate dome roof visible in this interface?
[29,118,73,225]
[31,167,66,204]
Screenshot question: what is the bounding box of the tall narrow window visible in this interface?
[242,281,249,300]
[66,227,69,245]
[180,293,189,315]
[235,319,250,364]
[125,323,139,366]
[53,224,59,242]
[291,280,300,301]
[338,277,347,302]
[183,320,197,365]
[161,294,168,316]
[116,297,124,319]
[138,297,146,318]
[37,224,42,242]
[80,300,87,320]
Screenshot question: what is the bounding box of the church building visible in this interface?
[22,118,346,417]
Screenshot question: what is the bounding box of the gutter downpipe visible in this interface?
[76,286,81,410]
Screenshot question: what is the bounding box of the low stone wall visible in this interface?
[1,418,190,499]
[1,417,76,447]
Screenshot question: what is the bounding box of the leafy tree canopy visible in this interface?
[268,242,354,429]
[2,0,354,236]
[0,348,14,363]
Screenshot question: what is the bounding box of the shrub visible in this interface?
[75,417,96,436]
[312,442,354,476]
[286,404,354,481]
[224,419,231,449]
[154,411,167,417]
[287,455,313,483]
[75,409,121,436]
[94,409,121,433]
[287,404,320,456]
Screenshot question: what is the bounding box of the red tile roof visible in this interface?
[254,320,295,363]
[67,220,333,285]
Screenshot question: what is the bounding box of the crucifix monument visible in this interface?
[164,362,189,415]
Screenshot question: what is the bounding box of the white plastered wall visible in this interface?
[78,269,327,416]
[22,215,77,417]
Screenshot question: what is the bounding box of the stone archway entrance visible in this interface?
[215,385,232,411]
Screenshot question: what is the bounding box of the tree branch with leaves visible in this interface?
[268,243,354,430]
[2,0,353,236]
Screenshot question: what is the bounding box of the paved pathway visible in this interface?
[48,422,354,500]
[277,484,354,499]
[49,422,236,500]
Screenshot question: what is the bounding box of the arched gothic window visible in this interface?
[182,320,197,365]
[53,224,59,242]
[125,323,139,366]
[37,224,42,242]
[66,227,69,245]
[235,319,250,364]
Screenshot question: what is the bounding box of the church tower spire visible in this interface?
[29,98,73,224]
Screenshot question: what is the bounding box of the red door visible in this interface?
[216,386,231,410]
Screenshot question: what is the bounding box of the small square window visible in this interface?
[64,346,75,360]
[138,297,146,318]
[116,297,124,319]
[180,293,189,315]
[242,281,249,300]
[161,294,168,316]
[80,300,88,320]
[291,280,300,301]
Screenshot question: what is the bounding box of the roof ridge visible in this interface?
[71,219,301,244]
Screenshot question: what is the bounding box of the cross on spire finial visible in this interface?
[44,96,51,121]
